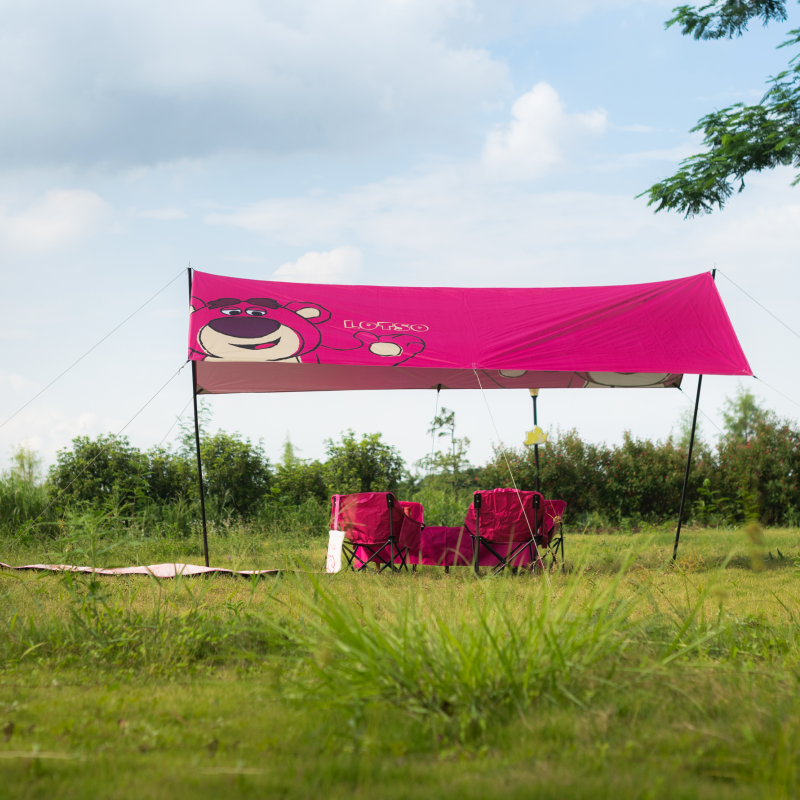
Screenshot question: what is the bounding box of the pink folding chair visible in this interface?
[330,493,423,573]
[462,488,566,575]
[398,501,424,524]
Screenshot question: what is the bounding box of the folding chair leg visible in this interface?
[342,543,358,571]
[396,545,410,573]
[489,537,534,576]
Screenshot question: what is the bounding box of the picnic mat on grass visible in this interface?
[0,562,279,578]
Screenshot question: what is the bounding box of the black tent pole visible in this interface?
[187,267,210,568]
[672,375,702,561]
[530,389,540,494]
[672,268,716,562]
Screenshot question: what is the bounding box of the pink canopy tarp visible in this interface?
[188,271,751,394]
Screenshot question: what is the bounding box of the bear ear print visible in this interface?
[285,302,332,325]
[190,295,208,312]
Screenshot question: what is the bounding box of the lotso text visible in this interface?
[190,296,426,366]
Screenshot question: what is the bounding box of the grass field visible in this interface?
[2,524,800,799]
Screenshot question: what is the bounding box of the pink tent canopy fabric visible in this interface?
[188,270,751,394]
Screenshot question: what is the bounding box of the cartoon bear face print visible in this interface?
[192,296,331,362]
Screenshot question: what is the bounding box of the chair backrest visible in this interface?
[330,493,416,545]
[463,488,564,543]
[398,501,424,524]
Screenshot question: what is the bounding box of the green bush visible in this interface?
[714,415,800,525]
[197,431,272,518]
[323,430,405,495]
[482,428,715,525]
[598,432,714,522]
[482,429,606,517]
[48,434,148,507]
[45,432,273,522]
[273,459,327,506]
[145,445,193,503]
[253,496,329,536]
[0,473,56,536]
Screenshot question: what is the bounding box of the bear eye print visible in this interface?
[245,308,268,317]
[220,308,243,316]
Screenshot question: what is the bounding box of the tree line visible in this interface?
[1,386,798,536]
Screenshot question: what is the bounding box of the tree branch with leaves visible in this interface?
[415,408,471,491]
[640,1,800,217]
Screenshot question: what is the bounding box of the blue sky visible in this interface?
[2,0,800,472]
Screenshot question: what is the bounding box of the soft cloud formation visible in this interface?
[0,405,105,469]
[273,246,363,283]
[0,189,111,252]
[482,82,608,179]
[0,370,38,394]
[205,83,618,253]
[208,173,668,282]
[0,0,510,168]
[204,84,631,272]
[206,157,800,293]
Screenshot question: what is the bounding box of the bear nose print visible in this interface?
[208,316,281,338]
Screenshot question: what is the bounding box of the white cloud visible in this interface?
[482,82,607,179]
[0,189,111,252]
[0,406,104,469]
[0,370,38,394]
[208,176,664,283]
[138,207,187,220]
[273,246,363,283]
[0,0,509,168]
[206,140,800,294]
[205,83,619,251]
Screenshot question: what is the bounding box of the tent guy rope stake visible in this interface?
[473,369,550,585]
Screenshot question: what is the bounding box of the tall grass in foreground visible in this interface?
[1,569,286,673]
[277,561,731,737]
[3,547,799,741]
